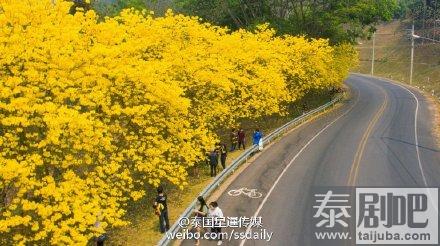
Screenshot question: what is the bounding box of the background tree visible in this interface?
[176,0,398,44]
[391,0,439,39]
[84,0,398,43]
[89,0,174,16]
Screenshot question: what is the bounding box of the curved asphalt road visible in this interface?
[181,74,440,246]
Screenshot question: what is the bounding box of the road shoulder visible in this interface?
[172,89,349,246]
[351,72,440,148]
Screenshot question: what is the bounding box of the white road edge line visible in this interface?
[368,75,437,213]
[383,82,427,186]
[239,87,360,246]
[354,73,428,187]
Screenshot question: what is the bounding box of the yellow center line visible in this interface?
[347,83,388,186]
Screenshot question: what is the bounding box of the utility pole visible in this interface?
[435,19,437,41]
[435,0,439,41]
[410,22,415,85]
[422,0,426,44]
[434,19,440,40]
[371,32,375,76]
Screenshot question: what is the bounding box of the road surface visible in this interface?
[181,74,440,245]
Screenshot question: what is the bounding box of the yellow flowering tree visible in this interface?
[0,0,357,244]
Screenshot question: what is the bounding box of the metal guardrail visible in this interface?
[157,94,343,246]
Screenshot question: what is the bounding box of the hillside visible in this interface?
[355,20,440,97]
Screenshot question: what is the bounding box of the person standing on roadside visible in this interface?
[208,201,224,246]
[192,196,209,246]
[253,129,263,151]
[230,128,238,151]
[209,149,218,177]
[153,186,170,233]
[219,143,227,170]
[96,233,107,246]
[237,128,245,150]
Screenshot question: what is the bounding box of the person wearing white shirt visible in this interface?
[208,201,224,246]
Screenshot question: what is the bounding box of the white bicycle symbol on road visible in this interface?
[227,187,263,199]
